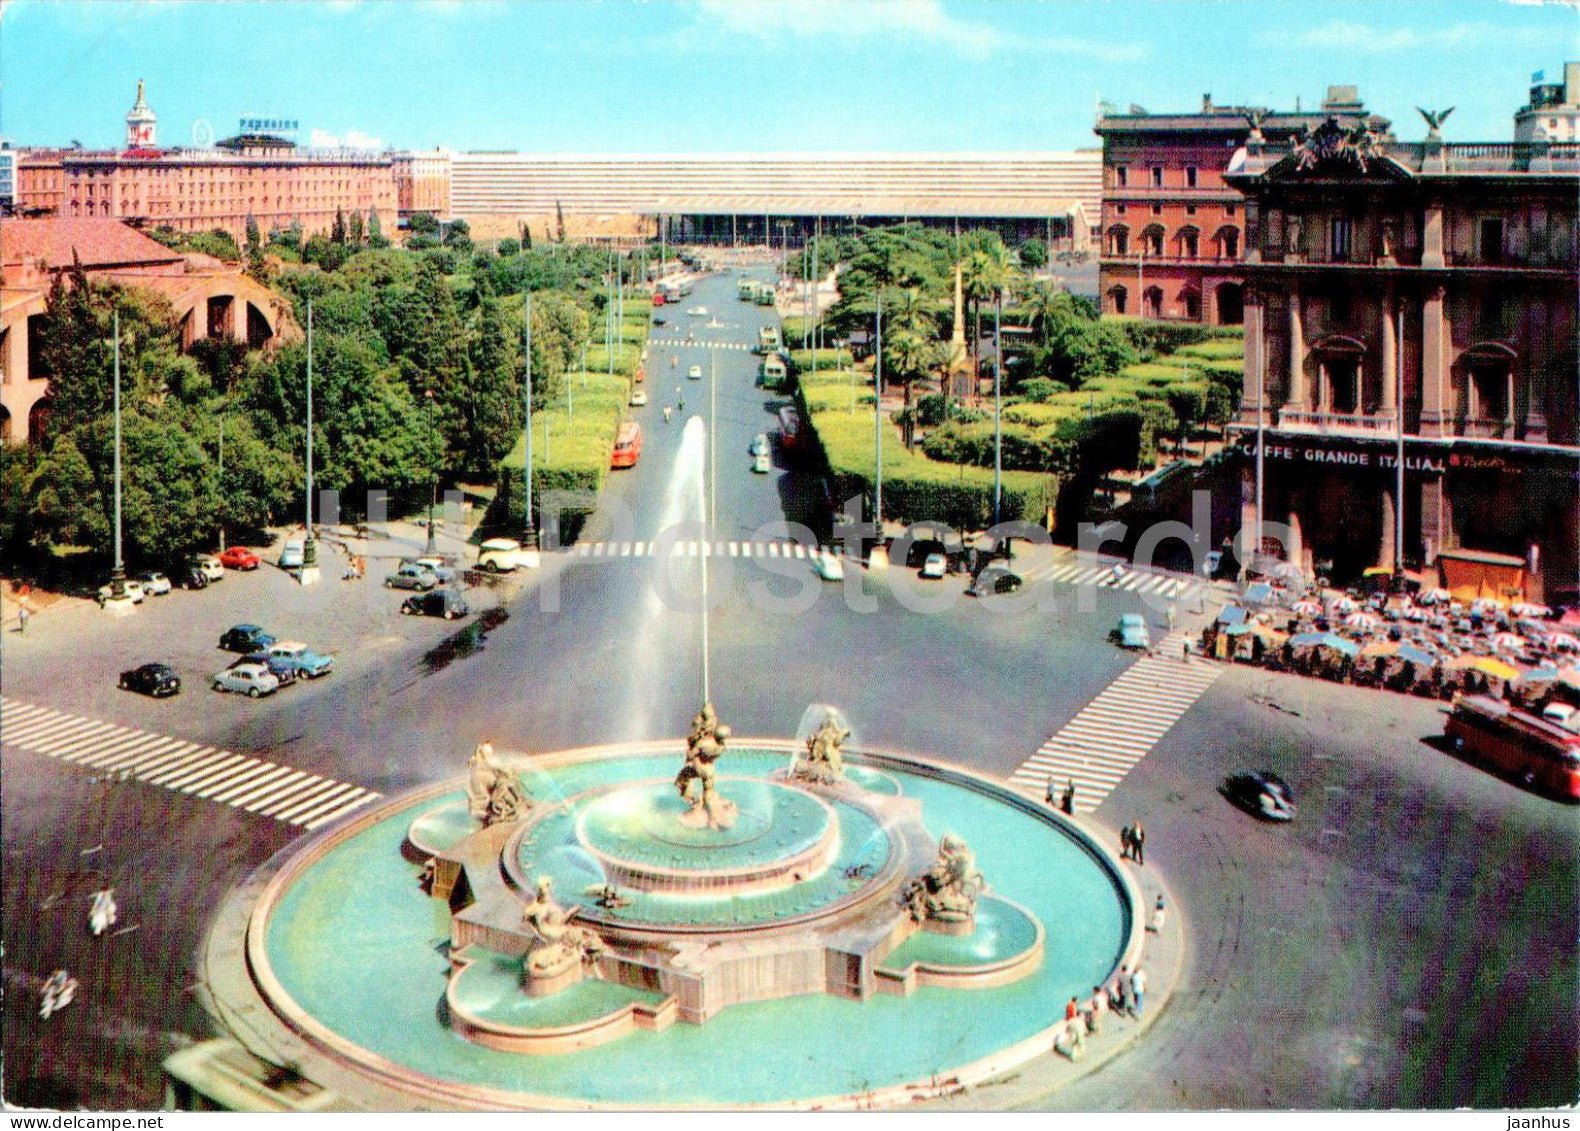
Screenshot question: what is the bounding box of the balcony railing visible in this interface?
[1276,410,1399,436]
[1455,417,1515,440]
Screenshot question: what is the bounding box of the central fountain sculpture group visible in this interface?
[426,705,1021,1035]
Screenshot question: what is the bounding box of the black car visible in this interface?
[119,662,181,698]
[967,565,1024,597]
[1223,771,1296,822]
[179,564,210,590]
[237,651,299,687]
[219,624,275,653]
[401,588,471,620]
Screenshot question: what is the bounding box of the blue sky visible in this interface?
[3,0,1573,152]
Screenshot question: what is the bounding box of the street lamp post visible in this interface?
[523,288,536,550]
[301,298,319,583]
[217,415,226,554]
[993,292,1003,527]
[873,288,884,544]
[425,389,439,555]
[110,309,126,597]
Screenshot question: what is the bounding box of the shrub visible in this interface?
[1017,378,1062,402]
[788,348,852,372]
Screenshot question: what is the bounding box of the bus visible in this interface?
[611,421,643,469]
[777,405,804,454]
[738,278,758,301]
[760,352,788,391]
[1445,694,1580,801]
[755,285,775,306]
[758,325,782,353]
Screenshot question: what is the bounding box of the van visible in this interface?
[611,421,643,469]
[279,538,305,570]
[477,538,526,573]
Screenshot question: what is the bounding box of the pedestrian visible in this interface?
[1116,964,1134,1016]
[1061,779,1076,816]
[1167,602,1177,633]
[1085,984,1107,1034]
[1044,778,1057,808]
[39,969,77,1020]
[1148,894,1166,933]
[1132,820,1146,866]
[1065,996,1080,1023]
[1131,965,1148,1017]
[17,603,29,635]
[1182,639,1191,662]
[1119,824,1133,860]
[663,406,673,424]
[89,887,118,937]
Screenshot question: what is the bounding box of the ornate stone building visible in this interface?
[1094,87,1388,324]
[1225,117,1579,602]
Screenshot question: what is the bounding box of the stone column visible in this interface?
[1242,289,1264,419]
[1286,509,1306,574]
[1418,476,1450,567]
[1422,203,1445,269]
[1419,286,1448,435]
[1505,370,1516,432]
[1380,291,1397,415]
[1287,286,1306,412]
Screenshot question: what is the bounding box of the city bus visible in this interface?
[755,285,775,306]
[760,352,788,390]
[758,325,782,353]
[1444,694,1580,801]
[738,278,758,301]
[611,421,643,469]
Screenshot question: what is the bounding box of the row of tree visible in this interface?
[4,239,627,580]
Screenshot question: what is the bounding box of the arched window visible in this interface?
[1107,224,1129,257]
[1140,224,1165,257]
[1182,286,1202,320]
[1215,226,1240,259]
[1177,225,1199,259]
[1143,286,1164,318]
[1107,285,1129,316]
[1215,282,1244,326]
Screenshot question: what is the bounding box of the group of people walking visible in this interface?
[1055,963,1151,1062]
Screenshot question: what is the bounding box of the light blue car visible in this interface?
[265,641,335,679]
[1113,614,1152,650]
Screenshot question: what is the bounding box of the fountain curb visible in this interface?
[201,739,1160,1111]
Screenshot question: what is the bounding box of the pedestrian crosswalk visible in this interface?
[1009,636,1223,813]
[0,698,381,830]
[559,539,845,563]
[648,338,754,353]
[1015,549,1199,601]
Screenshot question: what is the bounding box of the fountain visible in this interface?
[214,415,1143,1109]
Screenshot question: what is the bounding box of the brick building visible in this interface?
[15,82,397,246]
[1094,88,1389,324]
[1225,119,1579,603]
[391,149,451,223]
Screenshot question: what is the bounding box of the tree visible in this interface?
[497,238,521,258]
[367,208,389,250]
[245,214,267,281]
[555,200,566,243]
[331,209,348,247]
[347,209,365,248]
[520,222,532,250]
[442,217,472,252]
[408,211,440,251]
[459,298,524,473]
[961,239,1014,392]
[1018,237,1048,269]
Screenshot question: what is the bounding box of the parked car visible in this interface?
[98,579,146,604]
[236,651,298,688]
[813,554,845,582]
[920,552,948,580]
[401,588,471,620]
[266,640,335,679]
[136,571,172,596]
[750,433,770,457]
[179,564,210,590]
[688,364,703,379]
[630,389,649,407]
[211,662,280,698]
[219,624,275,653]
[405,556,458,584]
[218,546,261,571]
[385,562,439,591]
[968,565,1024,597]
[119,662,181,698]
[1112,613,1151,650]
[279,538,305,570]
[477,538,527,573]
[652,316,667,326]
[192,554,225,582]
[1223,771,1296,822]
[686,305,708,316]
[752,451,771,474]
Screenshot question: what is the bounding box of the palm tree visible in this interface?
[961,242,1014,396]
[1022,279,1070,347]
[883,327,938,449]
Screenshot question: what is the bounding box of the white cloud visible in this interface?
[1260,18,1547,54]
[309,128,386,150]
[690,0,1145,62]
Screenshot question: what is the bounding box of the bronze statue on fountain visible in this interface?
[676,702,738,829]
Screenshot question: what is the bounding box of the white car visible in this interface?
[814,554,845,582]
[753,451,771,474]
[193,554,225,582]
[98,579,146,603]
[477,537,526,573]
[630,389,649,407]
[686,305,708,316]
[279,538,305,570]
[688,364,703,380]
[137,571,172,596]
[920,553,948,580]
[211,662,280,698]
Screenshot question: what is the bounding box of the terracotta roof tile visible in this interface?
[1,218,184,271]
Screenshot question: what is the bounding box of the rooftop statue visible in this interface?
[466,741,529,826]
[1416,106,1455,141]
[903,834,985,925]
[676,702,738,829]
[1293,115,1384,174]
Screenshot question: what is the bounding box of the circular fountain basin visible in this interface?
[572,779,838,895]
[242,745,1139,1110]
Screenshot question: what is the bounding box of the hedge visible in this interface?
[1174,338,1245,361]
[788,348,852,372]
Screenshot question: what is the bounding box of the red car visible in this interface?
[218,546,261,571]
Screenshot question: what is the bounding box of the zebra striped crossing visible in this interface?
[647,338,754,353]
[561,539,845,563]
[1018,551,1198,601]
[0,698,381,830]
[1010,636,1223,813]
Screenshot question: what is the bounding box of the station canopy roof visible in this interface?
[647,195,1085,219]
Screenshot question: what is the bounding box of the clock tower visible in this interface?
[125,79,157,149]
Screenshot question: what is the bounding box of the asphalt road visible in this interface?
[3,267,1575,1111]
